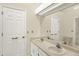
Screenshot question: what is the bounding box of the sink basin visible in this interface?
[47,46,65,55]
[38,40,65,55]
[33,39,65,55]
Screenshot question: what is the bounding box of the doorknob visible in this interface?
[12,37,18,40]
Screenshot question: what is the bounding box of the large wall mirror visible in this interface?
[40,4,79,48]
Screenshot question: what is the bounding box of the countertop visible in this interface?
[31,39,79,56]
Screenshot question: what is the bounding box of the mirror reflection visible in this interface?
[40,4,79,48]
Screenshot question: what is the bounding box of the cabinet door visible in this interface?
[31,43,39,56]
[75,18,79,45]
[38,49,48,56]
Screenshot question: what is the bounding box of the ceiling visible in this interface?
[1,3,41,10]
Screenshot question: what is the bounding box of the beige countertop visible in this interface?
[31,39,79,56]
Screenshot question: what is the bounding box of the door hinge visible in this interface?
[1,11,3,15]
[1,33,3,37]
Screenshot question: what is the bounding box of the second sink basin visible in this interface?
[47,46,65,55]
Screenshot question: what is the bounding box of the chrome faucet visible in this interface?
[56,43,62,49]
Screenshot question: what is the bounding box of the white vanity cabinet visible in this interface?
[31,42,48,56]
[38,49,48,56]
[31,43,39,56]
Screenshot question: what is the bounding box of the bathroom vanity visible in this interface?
[31,38,79,56]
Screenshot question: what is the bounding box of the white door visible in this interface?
[3,7,27,56]
[0,5,2,56]
[51,15,59,41]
